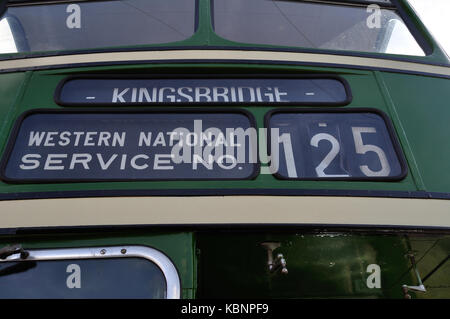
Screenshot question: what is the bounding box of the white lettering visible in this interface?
[28,131,45,146]
[193,154,213,170]
[274,87,288,102]
[153,132,166,147]
[120,154,127,170]
[138,88,156,103]
[213,87,229,102]
[44,154,67,170]
[238,87,255,102]
[177,87,193,102]
[195,87,212,102]
[159,87,176,102]
[96,153,118,170]
[20,154,41,170]
[131,154,149,170]
[44,132,58,146]
[59,131,71,146]
[112,88,130,103]
[153,154,174,170]
[84,132,97,146]
[112,132,126,147]
[138,132,152,147]
[98,132,111,146]
[69,153,92,170]
[73,132,85,146]
[217,155,237,170]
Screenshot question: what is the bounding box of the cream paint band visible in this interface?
[0,196,449,229]
[0,50,449,77]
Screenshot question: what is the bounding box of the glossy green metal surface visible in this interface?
[377,72,450,192]
[0,64,441,195]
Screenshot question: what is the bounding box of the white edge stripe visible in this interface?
[0,50,449,76]
[1,196,449,229]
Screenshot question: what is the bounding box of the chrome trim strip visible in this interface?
[1,245,181,299]
[0,50,449,76]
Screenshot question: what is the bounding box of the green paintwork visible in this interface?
[0,64,433,195]
[376,72,450,192]
[0,0,448,299]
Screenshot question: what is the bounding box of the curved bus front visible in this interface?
[0,0,448,299]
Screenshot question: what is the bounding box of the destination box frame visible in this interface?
[53,74,353,107]
[265,107,408,182]
[0,108,261,184]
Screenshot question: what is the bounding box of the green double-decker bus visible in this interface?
[0,0,448,299]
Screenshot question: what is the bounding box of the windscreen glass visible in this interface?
[0,257,166,299]
[213,0,425,56]
[0,0,196,54]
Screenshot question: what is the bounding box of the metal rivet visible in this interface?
[121,249,127,254]
[100,249,106,255]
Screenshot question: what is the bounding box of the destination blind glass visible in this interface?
[56,78,350,105]
[268,111,405,180]
[1,111,257,182]
[0,258,166,298]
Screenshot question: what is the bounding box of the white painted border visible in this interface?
[1,196,449,228]
[0,50,449,76]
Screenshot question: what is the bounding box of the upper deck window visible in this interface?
[213,0,425,56]
[0,0,196,54]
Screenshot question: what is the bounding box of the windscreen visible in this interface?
[0,0,196,54]
[213,0,425,56]
[0,257,166,299]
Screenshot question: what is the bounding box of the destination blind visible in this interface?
[267,110,406,180]
[56,78,350,105]
[1,111,258,182]
[1,109,405,182]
